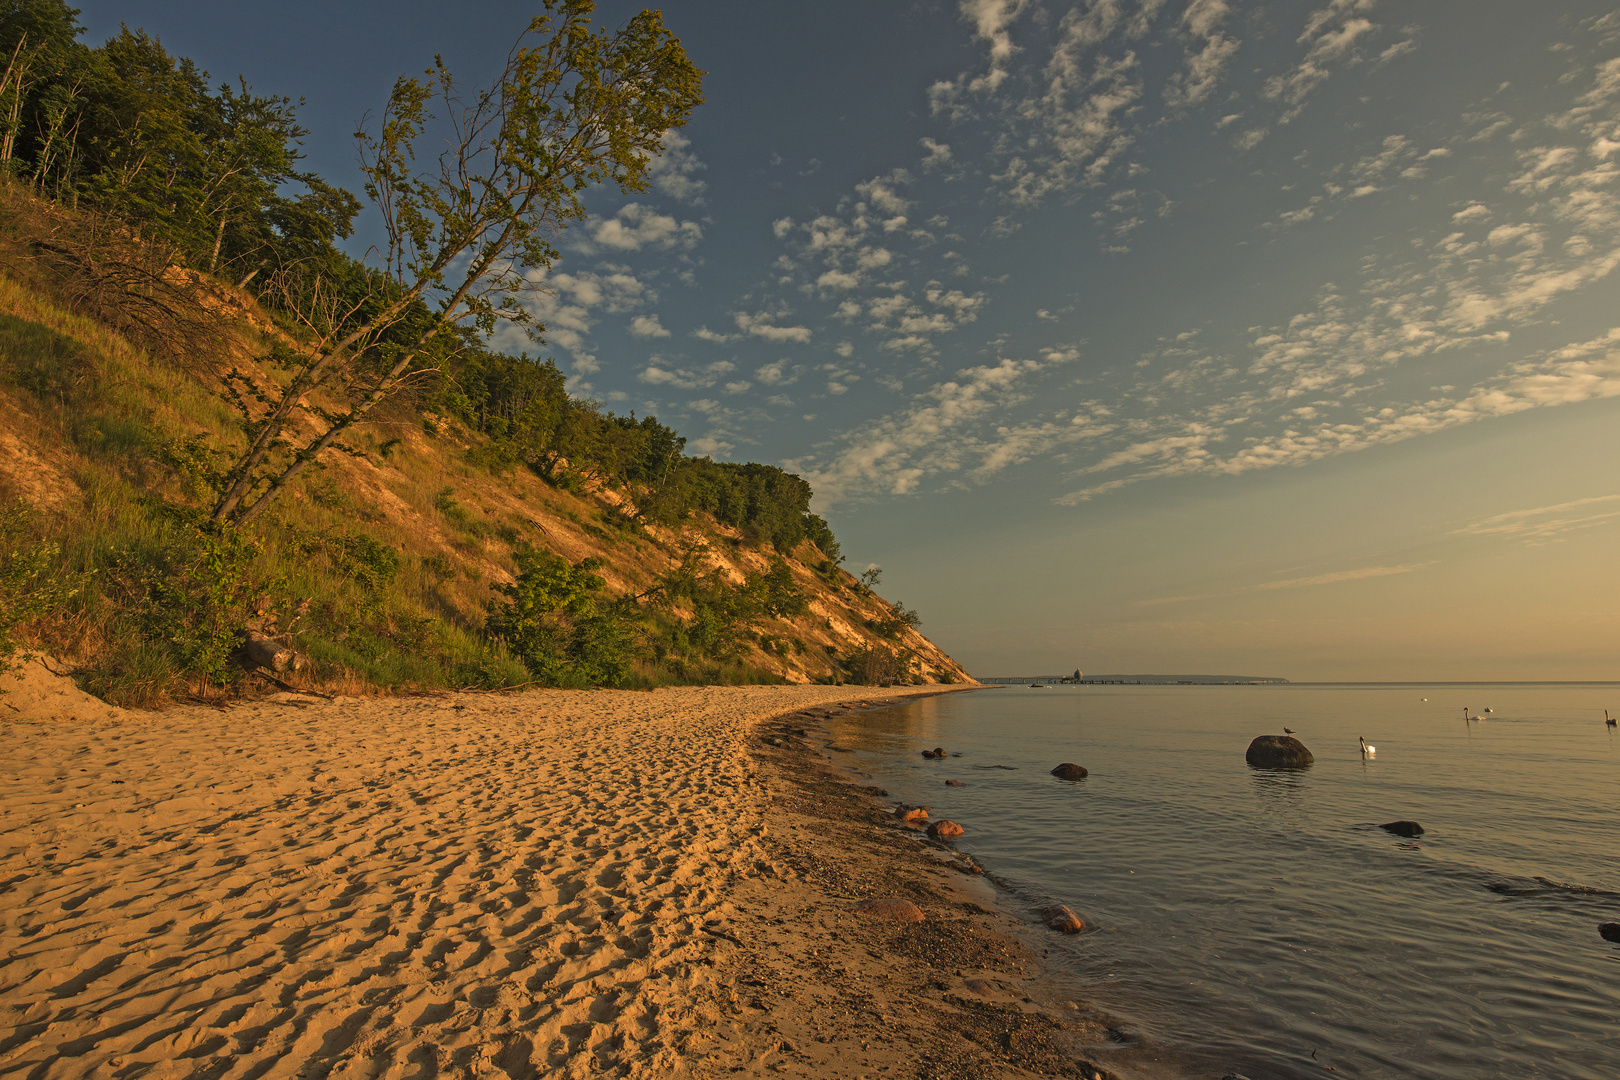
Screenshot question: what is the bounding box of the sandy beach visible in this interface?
[0,664,1121,1079]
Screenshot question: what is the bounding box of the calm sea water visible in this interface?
[821,684,1620,1079]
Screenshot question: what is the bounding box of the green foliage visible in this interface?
[358,2,703,338]
[292,529,400,597]
[640,548,807,669]
[0,499,77,677]
[100,505,265,688]
[1,7,359,274]
[804,513,841,565]
[486,549,634,687]
[868,601,921,641]
[842,644,918,687]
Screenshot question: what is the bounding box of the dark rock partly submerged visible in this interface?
[1600,922,1620,943]
[1380,820,1425,838]
[1050,763,1088,781]
[1244,735,1314,769]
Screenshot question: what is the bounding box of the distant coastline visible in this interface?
[977,674,1291,685]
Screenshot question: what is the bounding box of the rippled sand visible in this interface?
[0,663,943,1078]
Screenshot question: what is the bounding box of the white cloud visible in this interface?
[920,137,954,169]
[629,314,670,338]
[1164,0,1239,110]
[754,359,798,386]
[1263,0,1381,123]
[1059,326,1620,503]
[815,269,861,291]
[734,312,813,343]
[929,0,1032,117]
[636,360,736,391]
[645,129,707,203]
[589,203,702,251]
[792,351,1095,504]
[856,172,911,218]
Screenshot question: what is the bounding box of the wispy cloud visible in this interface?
[1137,560,1435,605]
[1253,562,1434,590]
[1163,0,1240,111]
[1262,0,1382,124]
[794,349,1101,504]
[1452,495,1620,545]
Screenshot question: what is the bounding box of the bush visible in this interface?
[486,550,636,687]
[0,501,79,678]
[868,601,922,641]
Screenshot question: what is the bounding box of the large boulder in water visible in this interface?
[1051,763,1088,780]
[1244,735,1314,769]
[1380,820,1424,838]
[1600,922,1620,943]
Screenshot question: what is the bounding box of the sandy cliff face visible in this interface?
[0,265,973,688]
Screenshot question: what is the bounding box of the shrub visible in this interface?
[0,501,79,678]
[486,550,635,687]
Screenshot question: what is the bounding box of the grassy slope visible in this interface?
[0,205,972,706]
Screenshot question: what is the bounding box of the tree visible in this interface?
[210,0,703,527]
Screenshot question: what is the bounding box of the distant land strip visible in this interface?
[976,674,1291,685]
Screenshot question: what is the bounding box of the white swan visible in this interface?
[1359,736,1377,758]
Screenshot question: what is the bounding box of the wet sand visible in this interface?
[0,662,1129,1078]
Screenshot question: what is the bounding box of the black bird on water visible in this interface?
[1606,710,1616,728]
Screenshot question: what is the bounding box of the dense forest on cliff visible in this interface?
[0,1,970,703]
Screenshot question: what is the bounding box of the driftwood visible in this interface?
[242,630,298,673]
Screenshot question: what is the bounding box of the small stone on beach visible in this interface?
[926,819,964,840]
[1051,762,1088,780]
[855,898,926,924]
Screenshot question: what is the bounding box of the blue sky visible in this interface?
[82,1,1620,679]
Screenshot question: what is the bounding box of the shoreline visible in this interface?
[740,694,1224,1080]
[0,666,1188,1078]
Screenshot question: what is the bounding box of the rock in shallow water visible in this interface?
[894,804,930,823]
[1380,820,1425,837]
[1244,734,1314,769]
[944,779,964,786]
[1600,922,1620,943]
[1051,762,1088,780]
[855,898,925,924]
[1043,905,1085,934]
[927,819,964,840]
